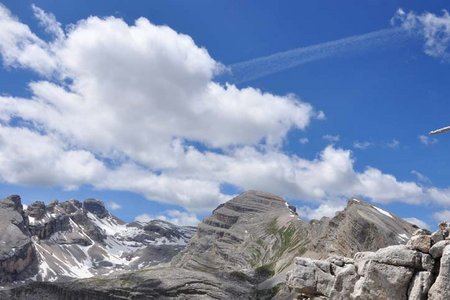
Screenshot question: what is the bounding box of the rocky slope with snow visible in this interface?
[0,195,195,284]
[303,198,418,259]
[0,191,423,299]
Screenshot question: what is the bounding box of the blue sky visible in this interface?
[1,1,450,229]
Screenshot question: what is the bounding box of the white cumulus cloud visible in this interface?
[109,201,121,210]
[298,200,346,220]
[433,210,450,223]
[403,217,430,230]
[394,8,450,60]
[0,4,450,215]
[135,210,200,226]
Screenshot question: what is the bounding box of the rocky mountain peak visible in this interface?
[26,201,46,219]
[82,198,108,218]
[173,190,305,276]
[0,191,429,299]
[0,195,24,213]
[0,194,196,284]
[303,197,417,259]
[227,190,291,211]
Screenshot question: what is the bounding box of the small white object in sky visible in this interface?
[429,125,450,135]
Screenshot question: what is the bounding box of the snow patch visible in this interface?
[398,233,409,241]
[372,206,394,219]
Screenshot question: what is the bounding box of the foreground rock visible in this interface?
[284,223,450,300]
[0,195,36,282]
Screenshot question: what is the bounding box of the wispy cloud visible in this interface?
[322,134,340,143]
[135,210,200,226]
[418,135,438,145]
[411,170,431,184]
[353,141,372,150]
[109,201,121,210]
[299,137,309,144]
[403,217,430,230]
[225,28,408,83]
[386,139,400,149]
[394,8,450,60]
[31,4,64,40]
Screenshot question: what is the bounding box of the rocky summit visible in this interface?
[0,195,195,285]
[0,191,427,299]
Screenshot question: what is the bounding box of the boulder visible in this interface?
[407,235,431,253]
[430,230,444,244]
[286,257,334,297]
[372,245,423,269]
[329,264,358,300]
[428,245,450,300]
[407,271,432,300]
[429,240,450,259]
[352,260,414,300]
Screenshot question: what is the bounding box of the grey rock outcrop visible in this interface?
[82,198,108,218]
[429,240,450,258]
[408,235,432,253]
[409,271,433,300]
[284,223,450,300]
[0,195,35,282]
[285,245,431,300]
[428,245,450,300]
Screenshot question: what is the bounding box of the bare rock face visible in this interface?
[173,190,308,275]
[284,222,450,300]
[285,244,431,300]
[303,198,417,259]
[82,198,108,218]
[429,240,450,259]
[0,195,35,282]
[409,271,433,300]
[352,261,414,300]
[286,257,335,297]
[428,245,450,300]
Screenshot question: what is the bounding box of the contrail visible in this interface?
[222,27,412,84]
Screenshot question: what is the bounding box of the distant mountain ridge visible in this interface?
[0,191,421,299]
[0,195,195,284]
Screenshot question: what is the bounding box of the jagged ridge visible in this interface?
[0,191,422,299]
[0,195,195,284]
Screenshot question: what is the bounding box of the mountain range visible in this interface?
[0,191,436,299]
